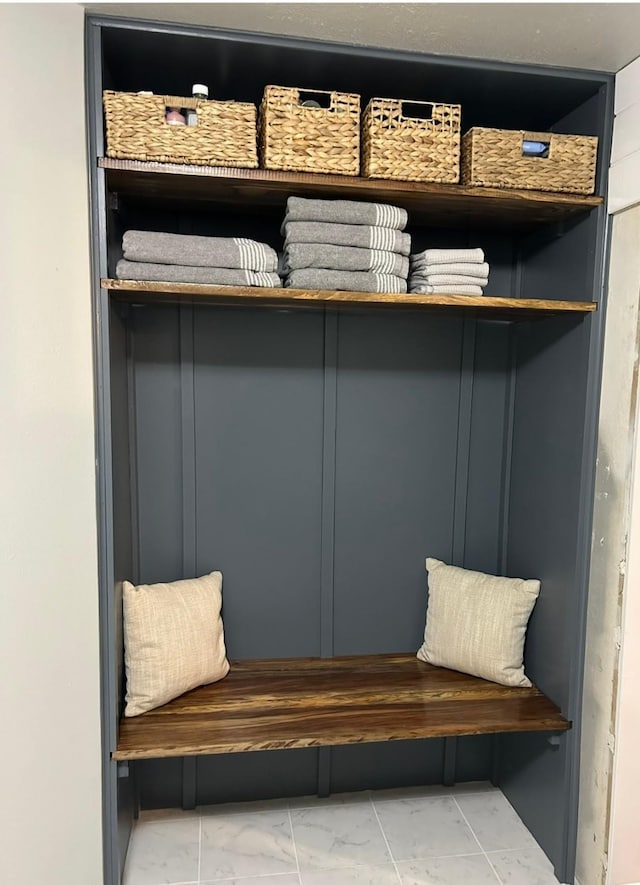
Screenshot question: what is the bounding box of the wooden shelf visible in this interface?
[103,279,596,320]
[113,654,570,760]
[99,159,603,229]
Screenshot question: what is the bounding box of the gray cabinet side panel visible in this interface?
[507,318,590,707]
[502,315,592,881]
[193,307,325,660]
[499,734,571,882]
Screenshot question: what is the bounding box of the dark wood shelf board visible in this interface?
[99,159,603,229]
[113,654,570,760]
[103,279,596,320]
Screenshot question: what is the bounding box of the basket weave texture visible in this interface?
[461,127,598,194]
[259,86,360,175]
[103,91,258,168]
[362,99,461,183]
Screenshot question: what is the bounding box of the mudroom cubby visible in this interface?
[86,15,613,885]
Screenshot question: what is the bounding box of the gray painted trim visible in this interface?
[320,311,338,659]
[452,320,476,565]
[127,315,140,584]
[446,320,477,788]
[179,306,197,812]
[85,13,614,84]
[86,16,120,885]
[498,330,517,577]
[318,311,338,797]
[498,239,520,577]
[180,306,197,575]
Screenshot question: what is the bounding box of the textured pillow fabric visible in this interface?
[123,571,230,717]
[417,558,540,687]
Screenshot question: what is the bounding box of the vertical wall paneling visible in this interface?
[498,331,517,578]
[320,312,339,660]
[133,306,184,585]
[319,311,339,796]
[180,305,197,577]
[192,307,325,804]
[179,305,197,809]
[331,313,465,791]
[452,319,476,566]
[126,316,140,586]
[192,307,325,659]
[446,318,475,781]
[333,312,463,656]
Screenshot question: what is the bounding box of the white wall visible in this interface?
[0,5,103,884]
[577,206,640,885]
[610,312,640,884]
[605,53,640,885]
[609,57,640,214]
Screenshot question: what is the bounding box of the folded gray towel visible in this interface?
[284,221,411,256]
[412,248,485,265]
[283,196,408,230]
[410,283,484,295]
[122,231,278,271]
[410,274,489,286]
[409,261,490,279]
[286,268,407,294]
[284,243,409,277]
[116,260,281,288]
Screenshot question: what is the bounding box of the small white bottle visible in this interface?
[192,84,209,100]
[188,84,209,125]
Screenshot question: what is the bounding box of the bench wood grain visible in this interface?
[114,654,570,760]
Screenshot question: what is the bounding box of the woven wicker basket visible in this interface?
[361,98,461,183]
[461,127,598,194]
[103,90,258,168]
[259,85,360,175]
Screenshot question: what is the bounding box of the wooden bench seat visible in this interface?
[113,654,570,761]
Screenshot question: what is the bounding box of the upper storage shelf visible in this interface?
[104,279,596,320]
[99,159,603,230]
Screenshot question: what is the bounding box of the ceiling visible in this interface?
[84,3,640,73]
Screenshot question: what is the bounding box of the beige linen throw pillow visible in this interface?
[123,571,230,716]
[417,558,540,687]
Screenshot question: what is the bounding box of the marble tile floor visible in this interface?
[123,782,562,885]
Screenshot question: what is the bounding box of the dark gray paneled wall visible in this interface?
[193,308,325,659]
[129,304,511,804]
[333,312,462,655]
